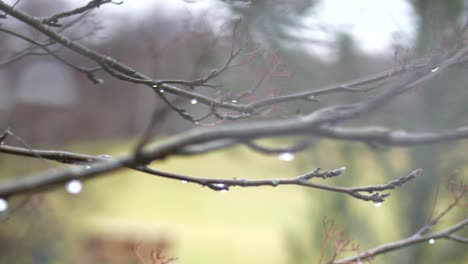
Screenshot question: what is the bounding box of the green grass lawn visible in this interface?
[3,139,467,264]
[50,144,313,264]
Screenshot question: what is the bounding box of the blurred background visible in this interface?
[0,0,467,263]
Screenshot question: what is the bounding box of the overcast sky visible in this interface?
[314,0,415,52]
[6,0,416,53]
[88,0,416,53]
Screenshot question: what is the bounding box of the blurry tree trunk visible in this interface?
[403,1,464,263]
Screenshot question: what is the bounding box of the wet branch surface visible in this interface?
[0,143,421,202]
[0,1,467,262]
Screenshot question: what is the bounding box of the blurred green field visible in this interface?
[1,139,467,264]
[51,142,315,264]
[47,140,408,264]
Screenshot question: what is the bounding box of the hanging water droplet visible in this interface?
[278,152,295,162]
[214,183,225,188]
[231,98,238,103]
[306,95,319,102]
[65,180,83,195]
[332,167,347,175]
[240,179,248,187]
[213,183,228,192]
[428,239,435,244]
[0,198,8,212]
[98,154,112,160]
[374,202,382,207]
[190,98,198,105]
[181,180,188,184]
[271,180,279,187]
[159,88,165,93]
[431,67,439,72]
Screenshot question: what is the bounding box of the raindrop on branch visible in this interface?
[214,183,225,188]
[85,165,92,170]
[65,180,83,195]
[0,198,8,212]
[431,67,439,72]
[278,152,295,162]
[159,88,165,93]
[428,239,435,244]
[373,202,382,208]
[98,154,112,160]
[181,180,188,184]
[332,167,347,175]
[231,98,238,103]
[190,98,198,105]
[306,95,319,102]
[213,183,229,192]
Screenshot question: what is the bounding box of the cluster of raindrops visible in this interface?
[152,84,165,93]
[278,152,295,162]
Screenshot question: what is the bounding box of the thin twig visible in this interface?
[41,0,122,27]
[0,143,420,202]
[333,183,467,263]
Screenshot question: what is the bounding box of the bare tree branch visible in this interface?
[1,2,467,262]
[0,26,103,83]
[40,0,122,27]
[333,218,467,264]
[315,125,468,146]
[447,234,468,244]
[2,0,468,120]
[333,185,467,263]
[0,143,421,202]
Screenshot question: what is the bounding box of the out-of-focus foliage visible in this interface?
[222,0,319,49]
